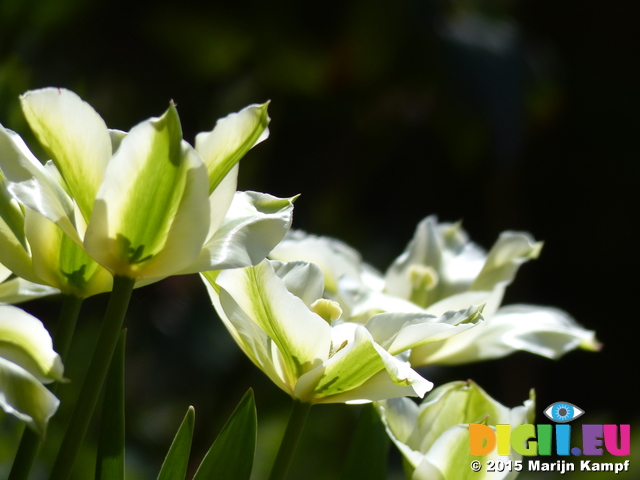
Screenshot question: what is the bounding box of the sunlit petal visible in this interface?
[20,88,111,222]
[0,305,64,383]
[85,105,210,279]
[195,102,270,194]
[0,356,59,436]
[185,191,295,273]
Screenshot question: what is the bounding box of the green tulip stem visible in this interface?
[8,294,84,480]
[268,400,312,480]
[50,275,135,480]
[51,294,84,361]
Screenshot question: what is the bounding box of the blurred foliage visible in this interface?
[1,0,639,478]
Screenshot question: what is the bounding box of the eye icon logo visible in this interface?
[543,402,584,423]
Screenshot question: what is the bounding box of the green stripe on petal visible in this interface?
[195,102,270,194]
[303,326,388,401]
[0,305,64,383]
[216,261,331,389]
[20,88,111,222]
[202,270,295,395]
[0,356,60,437]
[85,105,210,279]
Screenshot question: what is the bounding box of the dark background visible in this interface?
[1,0,638,478]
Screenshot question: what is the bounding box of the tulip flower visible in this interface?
[0,88,294,284]
[375,380,535,480]
[0,305,63,436]
[270,217,600,366]
[0,156,113,298]
[202,259,483,404]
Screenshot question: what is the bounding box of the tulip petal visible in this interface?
[375,398,425,468]
[26,209,112,298]
[85,105,210,279]
[410,304,600,365]
[0,276,59,304]
[0,125,80,244]
[338,276,424,323]
[270,230,369,294]
[0,175,41,284]
[0,263,10,282]
[0,356,60,436]
[471,231,542,292]
[365,306,483,355]
[416,381,512,453]
[384,216,486,307]
[195,103,270,194]
[202,270,292,394]
[0,305,64,383]
[20,88,111,222]
[215,261,331,391]
[271,260,325,308]
[295,323,431,403]
[423,289,504,318]
[184,191,295,274]
[207,164,238,238]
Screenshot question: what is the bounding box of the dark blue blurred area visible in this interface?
[1,0,638,478]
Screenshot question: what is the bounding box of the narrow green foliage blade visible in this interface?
[192,389,257,480]
[96,329,126,480]
[156,406,196,480]
[340,404,389,480]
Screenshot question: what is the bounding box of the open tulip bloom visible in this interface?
[202,259,484,404]
[375,380,535,480]
[0,305,63,436]
[270,216,600,367]
[0,88,295,291]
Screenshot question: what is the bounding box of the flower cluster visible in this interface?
[0,87,294,434]
[0,87,601,480]
[270,216,600,368]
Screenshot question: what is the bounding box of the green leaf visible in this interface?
[340,404,389,480]
[96,329,126,480]
[157,406,195,480]
[192,389,257,480]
